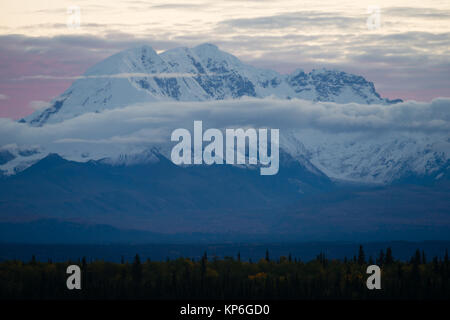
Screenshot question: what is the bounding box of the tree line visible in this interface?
[0,246,448,299]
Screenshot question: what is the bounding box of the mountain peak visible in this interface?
[194,43,219,51]
[128,44,159,59]
[311,68,338,74]
[120,44,157,54]
[291,68,306,76]
[134,44,157,51]
[23,43,400,126]
[84,44,161,76]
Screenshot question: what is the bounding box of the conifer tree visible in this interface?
[377,250,384,265]
[414,249,421,265]
[421,250,426,264]
[385,247,394,264]
[132,254,142,283]
[357,245,365,265]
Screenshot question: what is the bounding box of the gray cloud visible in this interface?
[0,97,449,175]
[150,3,205,10]
[384,7,450,19]
[1,98,449,148]
[14,72,212,81]
[218,11,362,31]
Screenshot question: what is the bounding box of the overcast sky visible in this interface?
[0,0,449,118]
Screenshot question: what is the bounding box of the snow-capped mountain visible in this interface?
[2,127,448,184]
[281,129,450,184]
[2,44,449,242]
[5,43,447,185]
[23,43,400,126]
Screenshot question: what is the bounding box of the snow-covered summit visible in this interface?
[22,43,400,126]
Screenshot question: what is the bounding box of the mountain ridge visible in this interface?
[3,44,447,185]
[23,43,401,126]
[1,152,449,239]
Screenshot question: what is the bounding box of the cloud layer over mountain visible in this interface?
[1,97,449,151]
